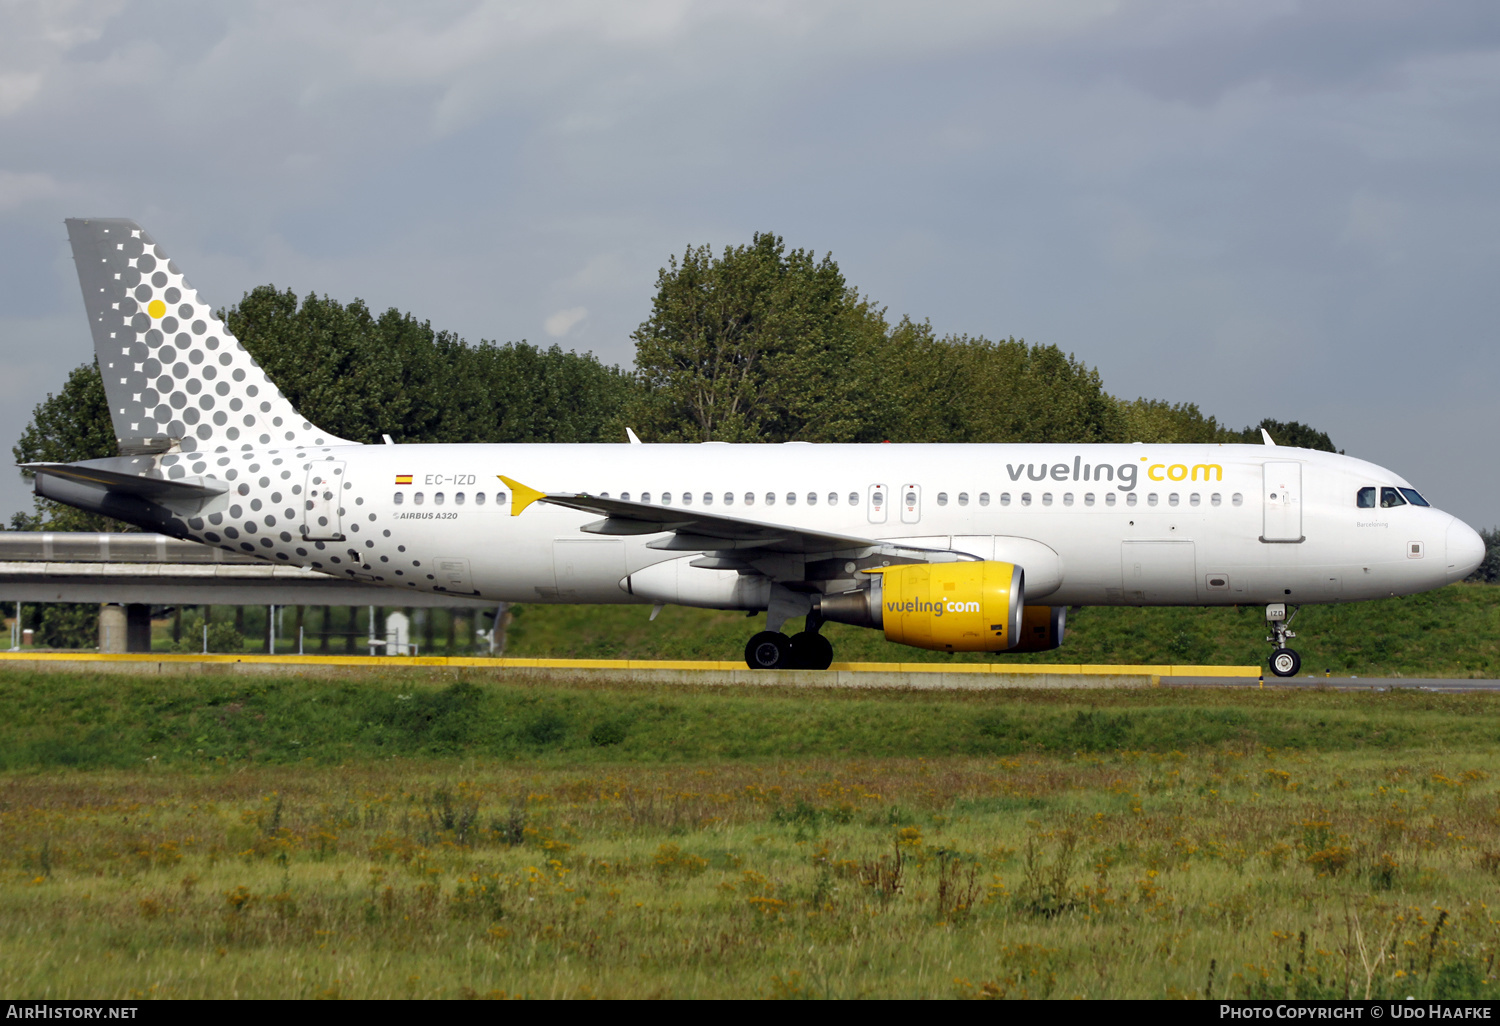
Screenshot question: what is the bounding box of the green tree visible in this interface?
[11,360,133,533]
[1236,418,1338,452]
[227,287,631,445]
[1117,398,1233,444]
[627,233,888,443]
[1467,528,1500,585]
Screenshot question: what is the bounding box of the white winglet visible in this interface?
[1261,428,1276,446]
[626,427,643,444]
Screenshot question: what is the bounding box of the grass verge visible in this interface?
[5,672,1500,998]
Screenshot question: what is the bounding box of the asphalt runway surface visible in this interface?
[1174,676,1500,692]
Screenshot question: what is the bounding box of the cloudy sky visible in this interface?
[2,0,1497,525]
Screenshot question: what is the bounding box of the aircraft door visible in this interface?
[867,484,887,524]
[432,556,479,595]
[1121,541,1198,604]
[900,484,921,524]
[552,539,627,601]
[1262,462,1303,542]
[303,462,346,541]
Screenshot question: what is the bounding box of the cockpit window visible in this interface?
[1380,486,1407,508]
[1399,488,1431,507]
[1356,487,1376,508]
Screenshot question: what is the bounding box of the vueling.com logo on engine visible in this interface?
[886,598,980,617]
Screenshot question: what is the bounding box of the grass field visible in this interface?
[32,582,1500,678]
[501,582,1500,676]
[4,671,1500,998]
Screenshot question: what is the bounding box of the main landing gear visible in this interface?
[744,609,834,670]
[1265,602,1301,677]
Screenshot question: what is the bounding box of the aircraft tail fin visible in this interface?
[65,218,353,456]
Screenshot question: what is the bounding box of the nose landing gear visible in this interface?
[1266,603,1301,677]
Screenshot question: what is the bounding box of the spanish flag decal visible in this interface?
[395,474,412,485]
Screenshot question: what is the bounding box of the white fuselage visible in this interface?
[178,441,1480,610]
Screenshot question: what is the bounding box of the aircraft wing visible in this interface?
[502,476,882,556]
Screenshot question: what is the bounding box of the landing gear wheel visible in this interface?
[1270,648,1301,678]
[745,631,793,670]
[788,632,834,671]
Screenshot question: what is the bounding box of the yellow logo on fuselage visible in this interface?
[1146,463,1222,483]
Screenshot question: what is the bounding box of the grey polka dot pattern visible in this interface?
[66,218,352,456]
[55,218,480,602]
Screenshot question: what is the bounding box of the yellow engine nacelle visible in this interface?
[868,561,1025,652]
[1010,605,1068,652]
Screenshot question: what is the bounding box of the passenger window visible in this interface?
[936,492,948,506]
[1042,493,1053,506]
[434,492,445,505]
[979,492,990,506]
[1147,494,1158,506]
[702,492,713,506]
[744,493,755,506]
[1168,493,1179,506]
[1399,488,1430,507]
[1357,487,1376,508]
[765,493,775,506]
[641,492,651,503]
[394,492,404,505]
[1062,493,1074,506]
[1000,492,1011,506]
[475,492,486,506]
[806,492,817,506]
[497,491,507,505]
[455,492,465,505]
[848,492,859,506]
[662,493,673,505]
[1189,493,1200,507]
[724,492,734,506]
[1084,493,1095,506]
[1231,493,1242,506]
[828,492,838,506]
[958,492,969,506]
[786,492,797,506]
[1126,493,1138,507]
[1380,487,1406,508]
[1105,493,1117,506]
[1020,493,1032,507]
[414,492,425,506]
[619,492,629,502]
[681,492,692,506]
[1210,493,1220,507]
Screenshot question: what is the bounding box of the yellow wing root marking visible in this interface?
[498,475,546,517]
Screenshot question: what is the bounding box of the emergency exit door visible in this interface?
[1262,461,1303,542]
[900,484,921,524]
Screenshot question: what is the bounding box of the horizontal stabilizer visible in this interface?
[27,459,227,516]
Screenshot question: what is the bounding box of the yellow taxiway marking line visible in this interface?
[0,652,1261,676]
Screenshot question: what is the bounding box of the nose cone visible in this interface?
[1446,518,1486,578]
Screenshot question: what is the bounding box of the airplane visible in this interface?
[30,218,1487,676]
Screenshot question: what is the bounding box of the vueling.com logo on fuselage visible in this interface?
[1004,457,1223,492]
[886,598,980,617]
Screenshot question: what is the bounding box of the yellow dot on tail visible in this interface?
[147,300,166,319]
